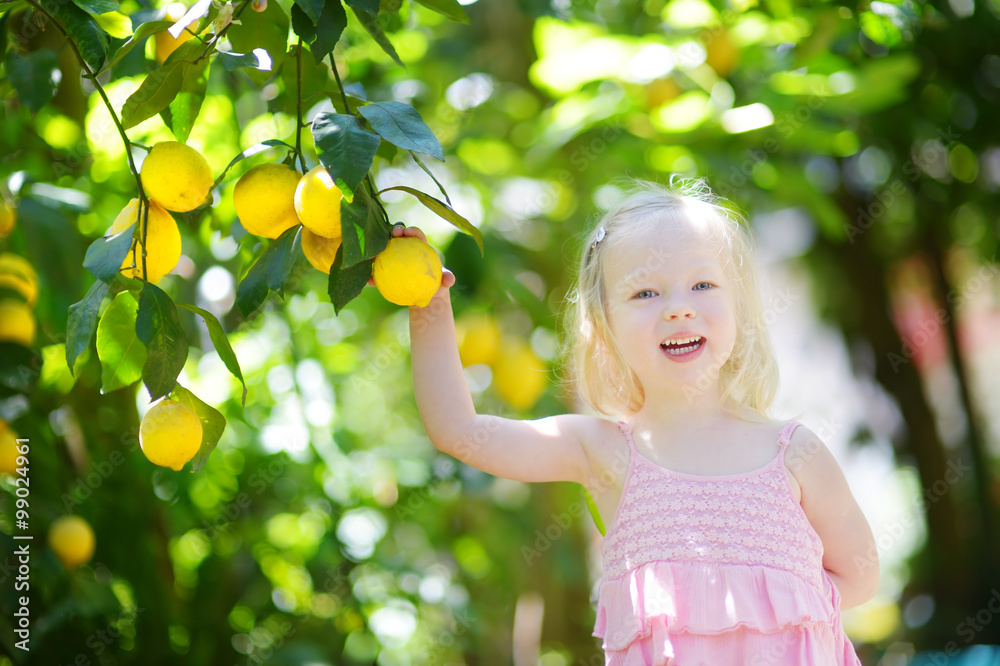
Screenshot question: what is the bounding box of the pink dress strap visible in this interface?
[777,420,802,449]
[617,420,636,453]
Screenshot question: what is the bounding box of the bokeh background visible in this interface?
[1,0,1000,663]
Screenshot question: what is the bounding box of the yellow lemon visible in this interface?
[493,339,548,412]
[0,420,22,476]
[0,299,35,347]
[140,141,213,212]
[372,236,442,308]
[139,398,203,471]
[301,227,342,273]
[294,165,344,239]
[0,199,15,237]
[154,3,194,64]
[0,253,38,307]
[457,313,501,367]
[109,198,181,284]
[233,163,302,239]
[48,515,95,570]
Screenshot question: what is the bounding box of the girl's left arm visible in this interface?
[787,425,879,609]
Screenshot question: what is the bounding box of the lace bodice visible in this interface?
[600,420,824,589]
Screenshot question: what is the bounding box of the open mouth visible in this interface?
[659,336,705,356]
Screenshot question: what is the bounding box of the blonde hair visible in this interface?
[561,177,778,419]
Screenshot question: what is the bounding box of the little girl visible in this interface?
[394,178,878,665]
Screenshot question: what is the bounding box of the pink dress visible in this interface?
[593,420,863,666]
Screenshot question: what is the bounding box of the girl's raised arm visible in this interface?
[387,226,597,485]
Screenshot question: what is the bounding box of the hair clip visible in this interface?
[591,226,606,249]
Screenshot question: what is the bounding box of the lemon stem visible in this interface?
[295,38,307,173]
[24,0,146,203]
[329,53,351,115]
[140,199,150,282]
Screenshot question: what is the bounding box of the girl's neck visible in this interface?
[630,392,756,433]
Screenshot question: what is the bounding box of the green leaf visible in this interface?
[346,186,390,262]
[378,185,483,256]
[104,20,173,71]
[339,200,364,268]
[70,0,119,14]
[294,0,324,25]
[50,2,110,71]
[83,222,134,282]
[171,385,226,473]
[96,290,147,393]
[227,0,289,86]
[328,246,374,314]
[5,49,61,113]
[66,280,110,374]
[213,139,296,189]
[136,282,189,401]
[120,61,186,129]
[350,7,403,67]
[217,49,270,71]
[93,11,133,39]
[235,226,302,319]
[357,101,443,160]
[583,487,606,536]
[343,0,379,11]
[413,0,468,22]
[291,0,347,64]
[311,112,380,199]
[176,303,247,406]
[166,57,210,142]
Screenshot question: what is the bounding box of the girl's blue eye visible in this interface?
[694,282,713,291]
[635,290,655,299]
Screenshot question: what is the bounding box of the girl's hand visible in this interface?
[366,224,457,292]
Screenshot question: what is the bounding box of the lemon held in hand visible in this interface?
[234,163,302,239]
[140,141,213,212]
[139,399,203,471]
[372,236,443,307]
[109,198,181,284]
[48,515,95,570]
[294,165,344,239]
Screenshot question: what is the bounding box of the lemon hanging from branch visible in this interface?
[140,141,213,213]
[109,198,181,284]
[139,399,203,471]
[234,163,303,239]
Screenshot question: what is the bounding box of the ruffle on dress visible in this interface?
[593,560,861,666]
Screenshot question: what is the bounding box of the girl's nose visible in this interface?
[663,297,696,320]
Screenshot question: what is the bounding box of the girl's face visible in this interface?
[601,217,738,402]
